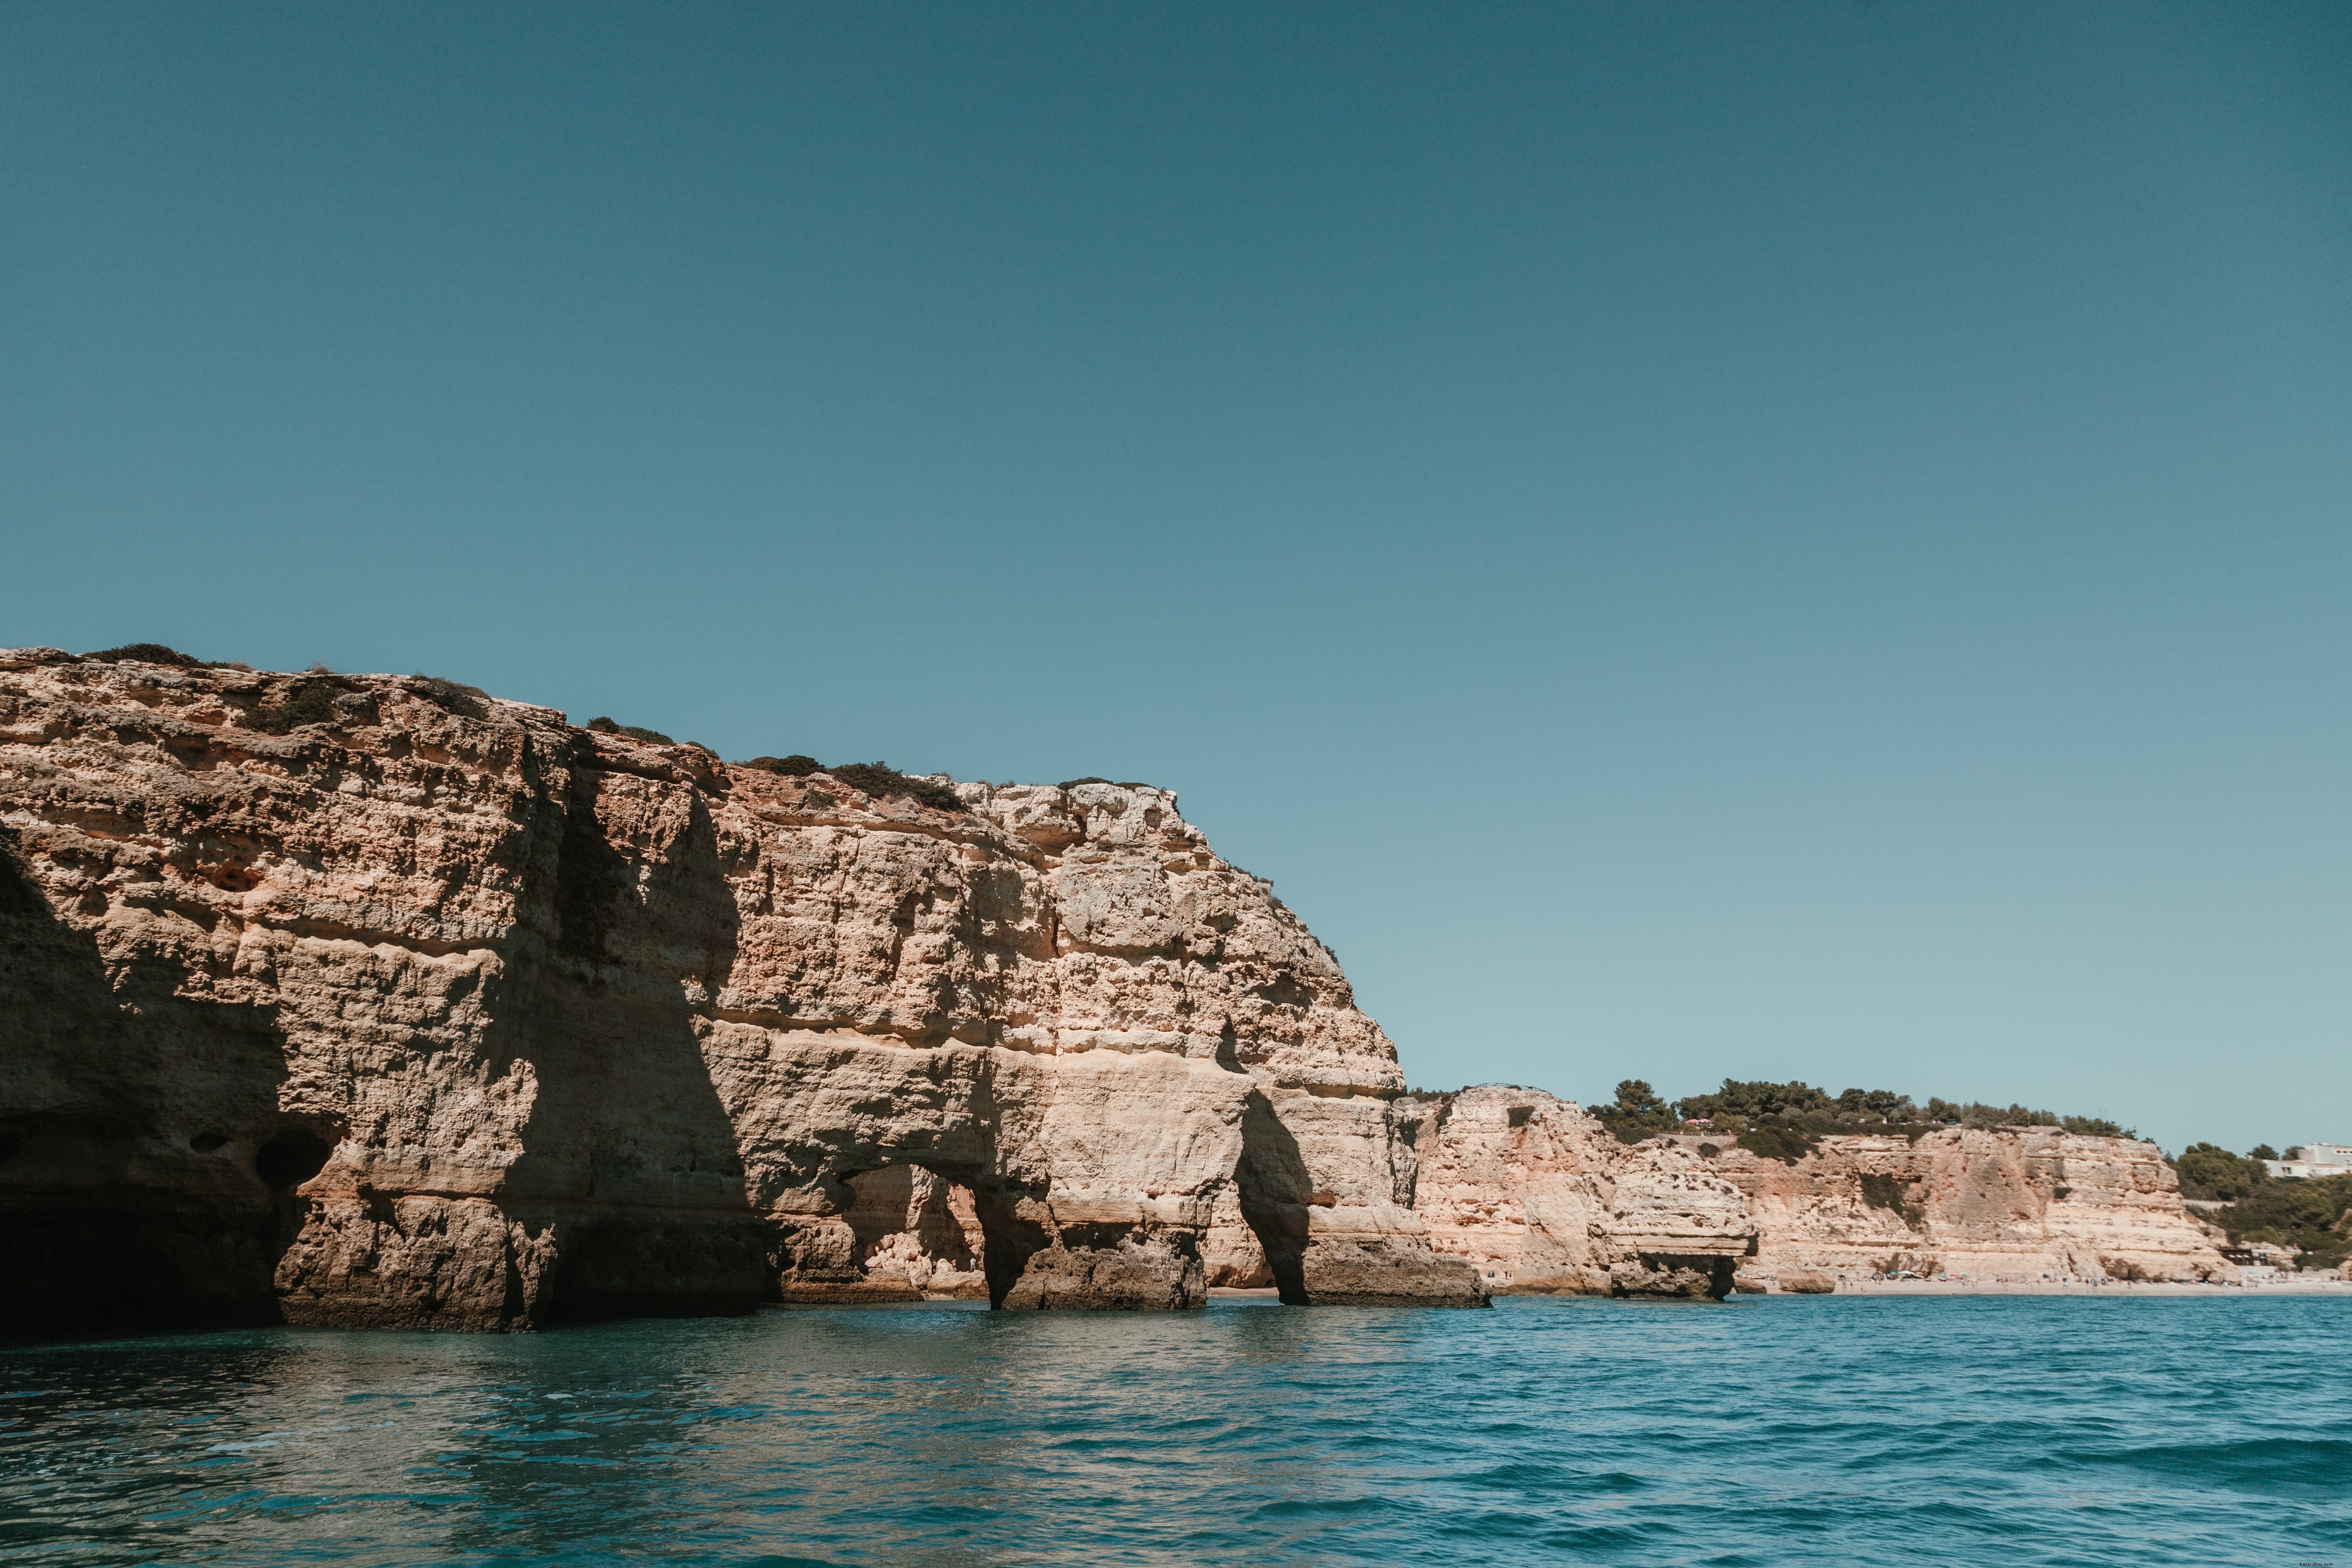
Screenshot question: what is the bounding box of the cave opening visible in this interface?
[254,1129,331,1188]
[841,1164,990,1300]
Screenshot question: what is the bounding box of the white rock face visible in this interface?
[1381,1091,2230,1293]
[1702,1128,2238,1283]
[0,650,1481,1331]
[1395,1088,1757,1298]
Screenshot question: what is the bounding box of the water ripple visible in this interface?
[0,1296,2347,1565]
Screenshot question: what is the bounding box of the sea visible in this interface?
[3,1295,2346,1566]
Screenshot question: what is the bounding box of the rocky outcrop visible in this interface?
[1689,1128,2235,1283]
[1396,1088,1757,1299]
[1387,1090,2234,1294]
[0,650,1481,1333]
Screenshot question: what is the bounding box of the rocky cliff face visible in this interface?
[0,650,1481,1333]
[1397,1091,2232,1292]
[1697,1128,2237,1283]
[1399,1088,1757,1298]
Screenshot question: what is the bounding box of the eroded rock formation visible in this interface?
[1699,1128,2237,1283]
[1397,1088,1758,1298]
[825,1165,987,1301]
[1395,1090,2234,1293]
[0,650,1481,1333]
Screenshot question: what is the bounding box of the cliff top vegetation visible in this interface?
[735,755,965,814]
[1590,1076,2135,1153]
[2171,1143,2352,1271]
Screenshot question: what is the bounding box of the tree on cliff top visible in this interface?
[1593,1080,1677,1142]
[2200,1172,2352,1272]
[1592,1075,2136,1144]
[2174,1142,2267,1201]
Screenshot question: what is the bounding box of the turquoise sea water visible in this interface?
[3,1296,2348,1566]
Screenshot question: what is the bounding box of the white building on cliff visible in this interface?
[2263,1144,2352,1179]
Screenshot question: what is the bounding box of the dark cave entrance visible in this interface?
[255,1129,331,1189]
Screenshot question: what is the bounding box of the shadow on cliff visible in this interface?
[0,829,320,1339]
[1235,1090,1312,1306]
[483,747,768,1324]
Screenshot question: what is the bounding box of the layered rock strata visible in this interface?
[0,650,1481,1333]
[1390,1090,2233,1293]
[1396,1088,1758,1299]
[1696,1128,2237,1284]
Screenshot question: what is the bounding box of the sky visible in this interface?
[3,2,2346,1154]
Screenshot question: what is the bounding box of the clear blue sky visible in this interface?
[5,3,2346,1154]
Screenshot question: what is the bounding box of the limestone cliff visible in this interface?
[0,649,1482,1333]
[1696,1128,2236,1283]
[1396,1091,2232,1292]
[1395,1088,1758,1298]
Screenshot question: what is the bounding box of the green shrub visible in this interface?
[1738,1123,1821,1165]
[1591,1074,2140,1145]
[2174,1142,2264,1201]
[1681,1080,1839,1122]
[731,754,966,811]
[828,761,965,814]
[79,643,201,667]
[410,675,487,720]
[742,755,823,777]
[587,716,674,745]
[248,682,342,734]
[1593,1079,1677,1144]
[1058,777,1110,789]
[2203,1172,2352,1271]
[1859,1171,1925,1227]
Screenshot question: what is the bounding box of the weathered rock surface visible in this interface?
[813,1164,987,1301]
[1697,1128,2238,1284]
[0,650,1481,1333]
[1388,1089,2233,1294]
[1396,1088,1757,1299]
